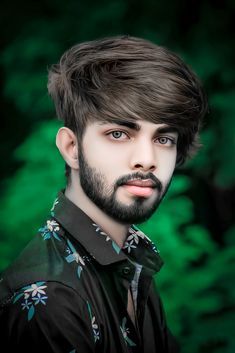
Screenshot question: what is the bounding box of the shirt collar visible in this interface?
[51,190,164,274]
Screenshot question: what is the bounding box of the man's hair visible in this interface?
[48,35,208,183]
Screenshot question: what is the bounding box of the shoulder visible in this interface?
[1,280,87,320]
[0,281,95,352]
[0,217,88,307]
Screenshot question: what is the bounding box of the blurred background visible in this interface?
[0,0,234,352]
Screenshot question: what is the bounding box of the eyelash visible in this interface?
[107,131,128,140]
[106,130,176,145]
[157,136,176,145]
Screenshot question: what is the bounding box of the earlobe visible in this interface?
[56,127,79,170]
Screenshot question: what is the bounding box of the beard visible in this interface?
[78,148,172,224]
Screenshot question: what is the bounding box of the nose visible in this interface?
[129,139,156,172]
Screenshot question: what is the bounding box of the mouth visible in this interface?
[122,179,156,197]
[125,179,156,188]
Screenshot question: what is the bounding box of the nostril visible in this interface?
[134,164,156,172]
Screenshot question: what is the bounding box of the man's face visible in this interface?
[78,119,178,224]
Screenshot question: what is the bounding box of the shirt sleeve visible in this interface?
[0,281,96,353]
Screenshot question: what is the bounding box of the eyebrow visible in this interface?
[98,120,179,134]
[156,126,179,134]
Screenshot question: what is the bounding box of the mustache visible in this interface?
[115,172,162,192]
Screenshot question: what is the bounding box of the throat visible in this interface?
[127,288,137,327]
[126,262,142,327]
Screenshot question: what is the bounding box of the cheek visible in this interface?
[156,153,176,183]
[84,138,118,163]
[84,144,125,183]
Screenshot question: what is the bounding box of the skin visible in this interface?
[56,119,178,248]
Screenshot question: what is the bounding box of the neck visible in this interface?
[64,181,130,249]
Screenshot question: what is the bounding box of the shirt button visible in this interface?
[122,266,131,275]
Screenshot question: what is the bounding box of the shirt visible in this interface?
[0,189,180,353]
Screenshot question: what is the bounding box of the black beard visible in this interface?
[78,147,172,224]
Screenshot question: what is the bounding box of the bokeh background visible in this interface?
[0,0,234,352]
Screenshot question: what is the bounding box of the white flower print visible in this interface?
[92,316,98,330]
[123,231,140,253]
[39,219,61,241]
[32,293,48,305]
[92,223,110,240]
[87,301,100,343]
[46,220,60,233]
[73,252,85,266]
[65,239,86,278]
[92,223,120,254]
[129,226,160,254]
[21,299,32,310]
[13,281,48,321]
[128,232,139,244]
[93,330,100,342]
[24,283,47,297]
[123,240,137,253]
[120,317,136,346]
[50,197,59,213]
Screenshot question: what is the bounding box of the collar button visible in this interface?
[122,266,131,275]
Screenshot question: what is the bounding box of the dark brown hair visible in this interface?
[48,35,208,183]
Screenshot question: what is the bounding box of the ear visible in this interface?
[56,127,79,170]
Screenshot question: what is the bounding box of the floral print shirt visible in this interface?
[0,190,179,353]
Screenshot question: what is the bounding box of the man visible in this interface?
[0,36,208,352]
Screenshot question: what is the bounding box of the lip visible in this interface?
[124,179,156,188]
[123,184,155,197]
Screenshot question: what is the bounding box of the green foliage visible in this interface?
[140,180,235,352]
[186,88,235,187]
[0,120,64,267]
[1,32,60,121]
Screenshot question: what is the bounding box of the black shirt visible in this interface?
[0,190,179,353]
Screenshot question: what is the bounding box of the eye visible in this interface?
[108,131,129,140]
[156,137,176,146]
